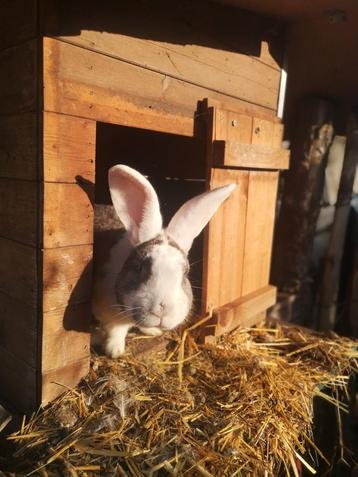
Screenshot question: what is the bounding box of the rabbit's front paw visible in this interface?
[139,326,163,337]
[105,335,125,358]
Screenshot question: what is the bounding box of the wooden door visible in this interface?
[200,100,289,341]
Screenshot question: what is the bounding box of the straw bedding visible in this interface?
[4,321,358,477]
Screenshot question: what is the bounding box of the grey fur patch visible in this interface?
[116,251,153,296]
[115,234,190,301]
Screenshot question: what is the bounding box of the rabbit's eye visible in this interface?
[133,260,142,272]
[135,257,152,282]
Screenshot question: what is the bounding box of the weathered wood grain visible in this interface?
[202,98,278,123]
[208,285,276,339]
[202,168,249,312]
[43,245,93,312]
[53,15,280,111]
[43,38,276,136]
[45,0,281,69]
[213,141,290,169]
[41,357,90,404]
[43,182,94,248]
[272,123,284,149]
[44,112,96,183]
[42,303,90,372]
[0,178,38,246]
[0,238,37,307]
[242,171,279,295]
[252,117,275,146]
[214,108,253,143]
[0,40,37,115]
[0,113,38,180]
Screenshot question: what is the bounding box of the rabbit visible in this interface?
[92,164,236,358]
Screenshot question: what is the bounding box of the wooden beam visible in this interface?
[213,141,289,169]
[205,285,276,341]
[43,0,281,99]
[43,38,276,136]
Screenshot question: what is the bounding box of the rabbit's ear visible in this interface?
[108,165,162,245]
[166,184,236,253]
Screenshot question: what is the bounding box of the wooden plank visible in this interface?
[201,98,278,124]
[57,33,280,109]
[0,292,37,367]
[252,117,275,146]
[208,285,276,339]
[0,238,37,306]
[0,178,38,246]
[272,123,284,149]
[213,141,290,169]
[43,245,93,312]
[41,357,90,405]
[0,346,37,413]
[0,113,38,180]
[47,0,281,73]
[202,168,249,312]
[214,109,253,143]
[44,112,96,183]
[42,303,90,372]
[0,40,37,115]
[53,30,280,112]
[43,38,276,136]
[241,171,279,295]
[43,182,94,248]
[0,0,37,50]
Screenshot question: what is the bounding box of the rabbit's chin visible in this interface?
[135,313,185,330]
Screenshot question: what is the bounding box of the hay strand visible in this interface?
[5,322,357,476]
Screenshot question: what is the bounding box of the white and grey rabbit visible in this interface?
[92,164,235,358]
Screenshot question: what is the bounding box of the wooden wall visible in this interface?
[0,0,283,411]
[41,0,282,132]
[0,3,40,412]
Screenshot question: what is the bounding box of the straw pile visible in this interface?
[5,321,358,477]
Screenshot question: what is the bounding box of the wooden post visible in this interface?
[317,111,358,331]
[271,98,334,324]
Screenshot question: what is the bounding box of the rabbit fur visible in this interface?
[92,165,235,358]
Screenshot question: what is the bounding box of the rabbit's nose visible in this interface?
[151,302,165,317]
